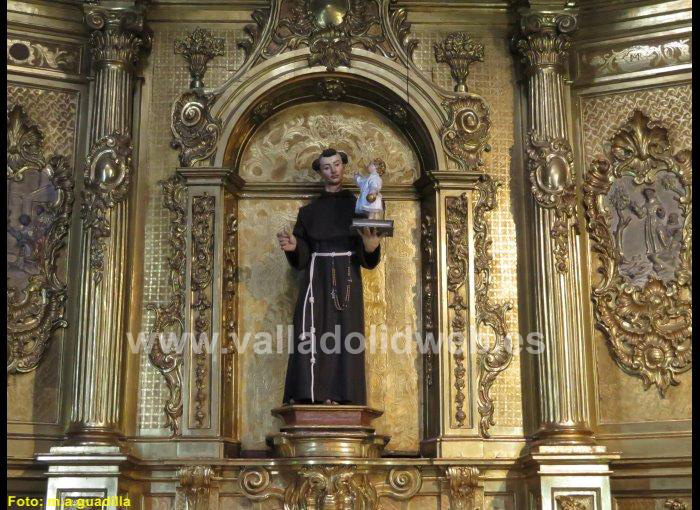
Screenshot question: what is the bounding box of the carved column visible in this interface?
[515,7,618,509]
[67,2,150,443]
[515,8,591,445]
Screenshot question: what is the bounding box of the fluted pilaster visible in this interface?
[68,3,150,443]
[516,9,593,443]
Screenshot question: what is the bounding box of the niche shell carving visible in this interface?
[584,110,692,396]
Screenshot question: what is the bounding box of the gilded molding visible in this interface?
[175,28,225,89]
[146,175,187,436]
[191,194,216,428]
[7,105,75,374]
[171,91,222,167]
[445,194,470,428]
[526,133,577,273]
[445,466,482,510]
[434,32,484,93]
[81,132,133,283]
[421,213,436,387]
[555,495,589,510]
[583,110,692,396]
[580,38,690,78]
[473,177,513,437]
[7,37,81,74]
[178,465,216,510]
[441,96,491,171]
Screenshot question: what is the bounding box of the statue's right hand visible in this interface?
[277,229,297,252]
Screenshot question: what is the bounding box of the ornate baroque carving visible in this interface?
[81,133,133,283]
[581,38,690,78]
[171,91,222,167]
[526,133,577,273]
[222,210,238,385]
[191,194,216,427]
[7,105,75,374]
[261,0,391,71]
[445,466,482,510]
[583,110,692,396]
[445,194,469,428]
[473,177,513,437]
[240,465,421,509]
[516,12,577,72]
[421,213,436,387]
[178,465,216,510]
[441,96,491,170]
[146,175,187,436]
[84,5,150,71]
[316,78,347,100]
[665,499,688,510]
[175,28,225,89]
[7,37,81,74]
[555,495,589,510]
[171,28,224,167]
[434,32,484,93]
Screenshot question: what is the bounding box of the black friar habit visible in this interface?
[283,188,381,405]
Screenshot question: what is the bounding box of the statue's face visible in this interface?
[317,153,345,186]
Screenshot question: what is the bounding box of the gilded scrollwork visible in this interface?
[377,467,422,500]
[665,499,688,510]
[260,0,392,71]
[7,105,75,374]
[581,38,690,78]
[473,177,513,437]
[81,132,133,283]
[222,210,238,385]
[526,133,577,273]
[434,32,484,93]
[421,213,436,387]
[583,109,692,396]
[555,495,589,510]
[441,96,491,170]
[171,28,224,167]
[171,91,222,167]
[175,28,225,89]
[7,38,81,74]
[191,194,216,428]
[178,465,216,510]
[445,466,482,510]
[146,174,187,436]
[445,195,469,428]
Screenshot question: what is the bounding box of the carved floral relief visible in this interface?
[7,104,74,374]
[584,110,692,396]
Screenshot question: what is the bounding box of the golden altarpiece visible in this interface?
[6,0,691,508]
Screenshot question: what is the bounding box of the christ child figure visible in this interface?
[354,158,386,220]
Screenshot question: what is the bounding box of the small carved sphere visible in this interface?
[645,347,665,368]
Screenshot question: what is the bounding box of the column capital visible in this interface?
[515,9,578,71]
[83,2,151,71]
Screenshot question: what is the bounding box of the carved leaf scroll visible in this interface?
[7,104,75,374]
[583,110,692,396]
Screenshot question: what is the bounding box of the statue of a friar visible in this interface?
[276,148,384,405]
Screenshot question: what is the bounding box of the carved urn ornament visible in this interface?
[584,110,692,396]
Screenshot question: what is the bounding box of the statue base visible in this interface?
[266,405,389,458]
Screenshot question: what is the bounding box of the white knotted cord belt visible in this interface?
[301,251,353,403]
